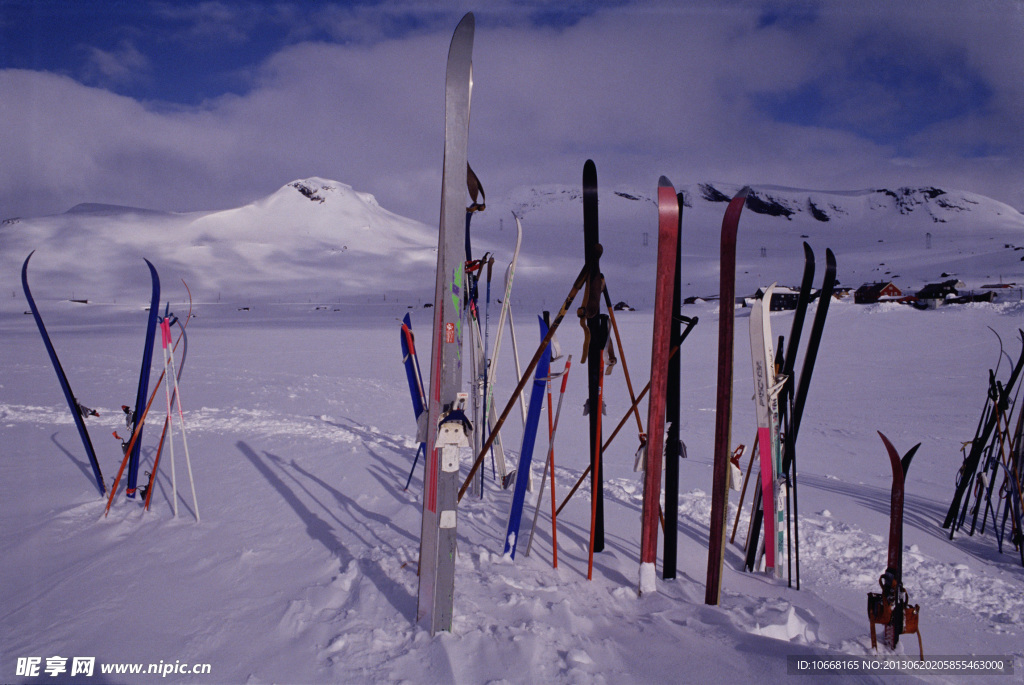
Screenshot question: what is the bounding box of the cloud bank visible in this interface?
[1,0,1021,223]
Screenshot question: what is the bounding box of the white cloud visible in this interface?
[1,0,1022,224]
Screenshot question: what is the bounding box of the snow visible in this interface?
[2,179,1024,683]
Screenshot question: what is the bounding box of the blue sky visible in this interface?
[1,0,1021,221]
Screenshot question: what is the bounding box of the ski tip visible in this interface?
[658,175,674,189]
[583,159,597,185]
[456,11,474,29]
[735,186,752,199]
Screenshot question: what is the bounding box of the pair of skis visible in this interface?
[742,244,836,587]
[21,252,159,498]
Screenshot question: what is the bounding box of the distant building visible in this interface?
[854,282,902,304]
[752,286,802,311]
[915,279,964,308]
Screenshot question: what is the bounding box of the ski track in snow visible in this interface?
[0,402,417,449]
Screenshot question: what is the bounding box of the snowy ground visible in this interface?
[2,292,1022,684]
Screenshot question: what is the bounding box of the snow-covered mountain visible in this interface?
[483,181,1024,308]
[2,178,1022,312]
[0,178,436,308]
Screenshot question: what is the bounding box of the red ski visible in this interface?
[705,187,750,605]
[639,176,680,594]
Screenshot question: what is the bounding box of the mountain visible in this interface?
[2,178,1022,312]
[0,178,436,309]
[476,182,1024,308]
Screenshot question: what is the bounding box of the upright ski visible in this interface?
[869,432,923,659]
[580,159,606,553]
[417,12,475,635]
[663,190,686,580]
[639,176,680,594]
[21,251,106,495]
[401,314,428,490]
[749,284,785,578]
[503,317,551,559]
[705,186,750,605]
[124,260,161,498]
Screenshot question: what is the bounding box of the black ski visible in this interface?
[663,191,685,579]
[943,331,1024,534]
[580,159,606,553]
[21,251,106,495]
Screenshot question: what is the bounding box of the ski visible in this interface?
[639,176,680,594]
[778,247,835,588]
[481,214,523,489]
[21,251,106,495]
[417,11,475,636]
[749,284,786,578]
[869,432,923,659]
[503,317,552,559]
[705,186,750,606]
[587,314,609,581]
[743,244,815,573]
[124,259,161,499]
[663,190,686,580]
[401,314,428,490]
[944,332,1024,535]
[401,313,427,425]
[580,158,606,553]
[785,248,836,457]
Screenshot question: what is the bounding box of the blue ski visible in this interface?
[401,313,428,490]
[21,251,106,495]
[124,259,160,498]
[503,317,552,559]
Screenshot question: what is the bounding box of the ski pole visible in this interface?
[103,322,187,517]
[146,284,192,511]
[603,285,644,441]
[162,317,198,521]
[730,433,758,544]
[525,355,572,561]
[160,317,179,517]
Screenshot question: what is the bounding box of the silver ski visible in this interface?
[417,12,475,635]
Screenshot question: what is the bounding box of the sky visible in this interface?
[1,0,1022,225]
